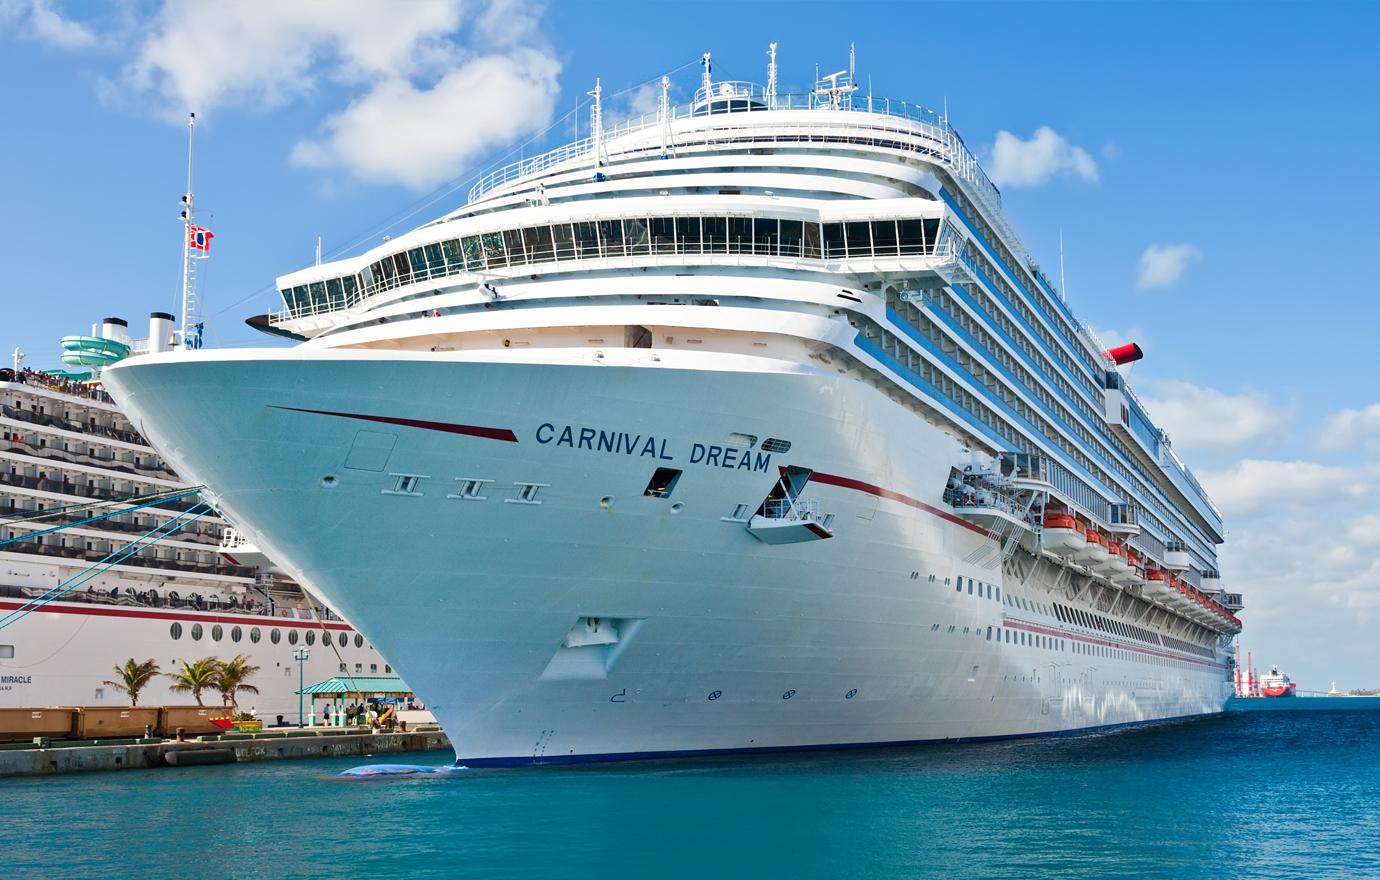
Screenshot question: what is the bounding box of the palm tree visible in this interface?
[213,654,261,712]
[103,658,161,707]
[166,657,220,706]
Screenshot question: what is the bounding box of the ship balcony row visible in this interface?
[275,213,945,324]
[0,401,146,447]
[2,431,173,480]
[0,368,119,410]
[0,500,224,545]
[0,535,252,579]
[0,470,203,514]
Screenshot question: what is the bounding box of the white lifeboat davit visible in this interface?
[1040,512,1086,556]
[1078,529,1109,566]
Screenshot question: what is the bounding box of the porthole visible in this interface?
[288,630,299,645]
[231,626,242,643]
[211,624,223,641]
[323,631,332,647]
[190,623,203,641]
[169,622,183,640]
[305,631,316,646]
[354,634,363,648]
[270,629,281,645]
[249,627,261,644]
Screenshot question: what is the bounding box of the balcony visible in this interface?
[0,471,201,513]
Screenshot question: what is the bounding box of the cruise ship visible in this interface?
[103,51,1246,765]
[0,351,390,720]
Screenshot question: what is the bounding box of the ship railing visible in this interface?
[465,91,999,208]
[0,369,117,406]
[0,502,222,543]
[0,538,253,578]
[0,403,146,446]
[0,471,203,513]
[758,496,820,522]
[0,581,270,614]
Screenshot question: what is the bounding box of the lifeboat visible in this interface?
[1144,568,1170,599]
[1097,540,1125,578]
[1078,529,1109,567]
[1112,547,1140,587]
[1040,512,1086,556]
[1124,551,1147,587]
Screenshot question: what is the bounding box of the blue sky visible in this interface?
[3,1,1379,688]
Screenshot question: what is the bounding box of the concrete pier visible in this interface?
[0,727,451,778]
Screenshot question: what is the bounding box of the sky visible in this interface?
[2,0,1378,689]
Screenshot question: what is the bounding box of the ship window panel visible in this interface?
[323,631,332,647]
[249,627,261,644]
[573,221,600,258]
[822,223,845,259]
[290,286,310,313]
[844,222,872,258]
[924,219,942,251]
[461,235,485,270]
[270,629,281,644]
[441,239,463,273]
[622,219,649,256]
[753,217,778,255]
[728,217,753,254]
[190,623,203,641]
[230,625,242,643]
[408,248,428,279]
[898,219,928,255]
[701,216,727,254]
[502,229,527,265]
[354,633,364,648]
[650,217,676,254]
[325,278,345,308]
[871,220,899,256]
[305,631,315,646]
[675,216,700,253]
[598,220,625,257]
[423,243,446,277]
[482,232,507,267]
[779,219,803,257]
[522,226,554,263]
[169,622,182,640]
[342,276,359,305]
[308,281,328,310]
[392,253,413,285]
[803,222,822,258]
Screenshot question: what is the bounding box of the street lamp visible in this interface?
[294,648,310,728]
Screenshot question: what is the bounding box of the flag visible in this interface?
[189,225,215,251]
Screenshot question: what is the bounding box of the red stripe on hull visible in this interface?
[805,469,990,537]
[271,406,519,443]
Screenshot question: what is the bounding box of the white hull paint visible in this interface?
[104,348,1230,765]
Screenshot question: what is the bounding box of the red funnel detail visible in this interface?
[1103,342,1143,365]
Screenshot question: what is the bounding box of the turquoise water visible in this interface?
[13,711,1380,879]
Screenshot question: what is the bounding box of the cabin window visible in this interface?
[675,217,700,253]
[753,217,778,255]
[871,220,899,256]
[169,623,182,640]
[270,629,281,644]
[702,216,727,253]
[728,217,753,253]
[650,217,676,254]
[323,631,333,647]
[502,229,527,265]
[481,231,506,267]
[598,219,625,257]
[844,222,871,258]
[573,221,600,257]
[249,627,261,644]
[623,218,649,255]
[522,227,558,264]
[779,219,803,257]
[230,626,242,643]
[288,630,299,645]
[305,631,316,646]
[190,623,203,641]
[355,634,364,648]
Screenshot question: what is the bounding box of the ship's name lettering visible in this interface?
[0,675,31,684]
[534,424,771,472]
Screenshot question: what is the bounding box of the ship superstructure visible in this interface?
[104,50,1245,764]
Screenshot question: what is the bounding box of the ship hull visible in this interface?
[104,349,1230,765]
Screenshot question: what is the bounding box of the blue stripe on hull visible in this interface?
[452,710,1225,768]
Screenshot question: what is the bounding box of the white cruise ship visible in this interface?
[0,352,390,721]
[103,52,1245,765]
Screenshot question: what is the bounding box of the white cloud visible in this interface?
[291,49,561,190]
[0,0,97,49]
[1317,402,1380,454]
[1201,459,1369,520]
[1137,243,1200,290]
[987,126,1098,188]
[1139,380,1293,453]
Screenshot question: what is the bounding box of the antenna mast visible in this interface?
[177,112,205,350]
[588,78,606,167]
[658,75,674,159]
[701,52,713,99]
[766,42,778,105]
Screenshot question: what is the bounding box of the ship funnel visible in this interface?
[1103,342,1143,366]
[148,312,175,354]
[100,317,129,344]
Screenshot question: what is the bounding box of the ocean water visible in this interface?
[10,711,1380,880]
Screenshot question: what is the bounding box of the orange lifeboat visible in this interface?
[1099,540,1129,578]
[1124,550,1147,587]
[1077,529,1109,566]
[1040,511,1086,556]
[1145,567,1171,599]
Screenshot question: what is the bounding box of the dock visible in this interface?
[0,726,451,778]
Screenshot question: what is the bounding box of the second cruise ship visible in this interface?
[103,50,1245,765]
